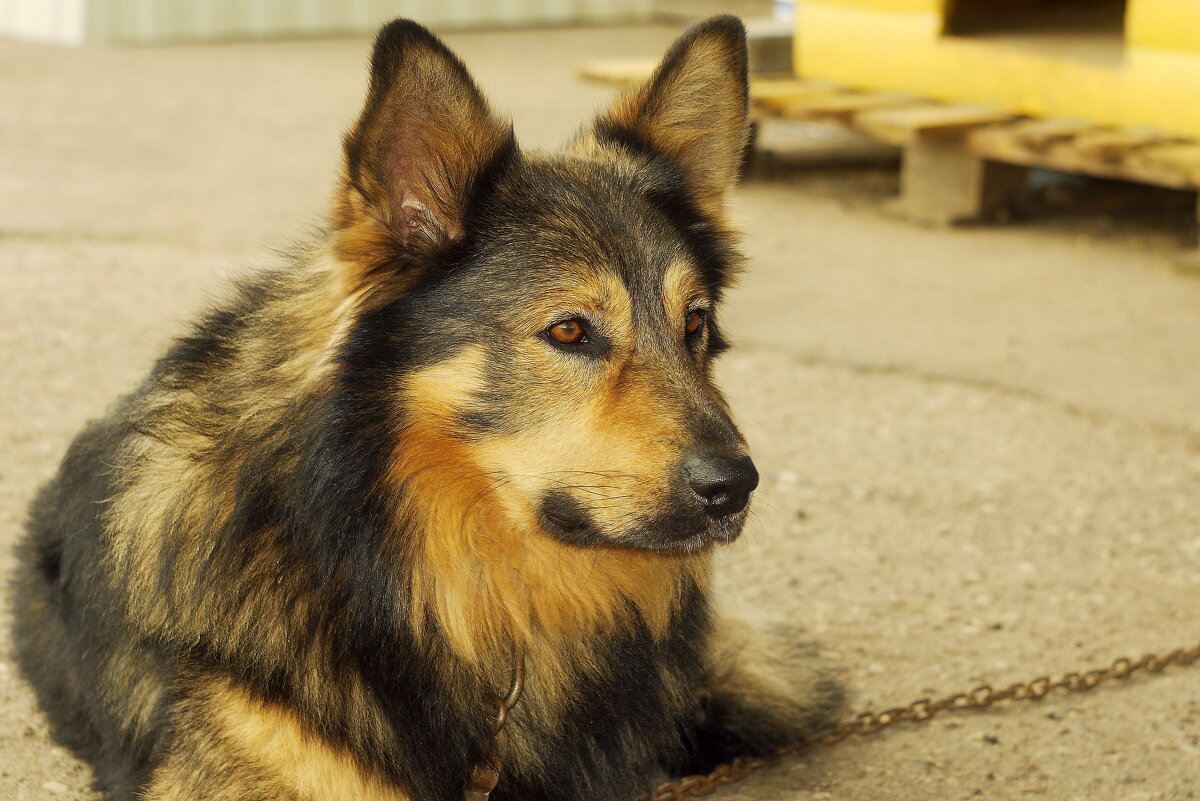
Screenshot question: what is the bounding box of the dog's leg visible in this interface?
[140,674,411,801]
[671,618,846,775]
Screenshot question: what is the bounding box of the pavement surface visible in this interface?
[2,17,1199,801]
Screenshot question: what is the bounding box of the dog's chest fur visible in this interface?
[494,580,711,800]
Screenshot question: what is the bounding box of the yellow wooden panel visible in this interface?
[1120,48,1200,138]
[797,1,1200,139]
[1128,0,1200,54]
[576,58,655,87]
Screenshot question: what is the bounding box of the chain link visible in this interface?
[649,643,1200,801]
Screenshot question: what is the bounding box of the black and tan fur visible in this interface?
[12,16,842,801]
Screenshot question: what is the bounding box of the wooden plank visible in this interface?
[1130,143,1200,185]
[1006,118,1099,150]
[969,125,1200,189]
[576,58,655,87]
[749,79,842,114]
[1071,130,1165,162]
[853,105,1013,146]
[969,125,1054,166]
[780,91,922,122]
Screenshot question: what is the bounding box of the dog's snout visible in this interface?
[682,454,758,517]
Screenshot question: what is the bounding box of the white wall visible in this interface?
[0,0,654,45]
[0,0,88,45]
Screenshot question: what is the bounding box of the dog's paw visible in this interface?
[672,621,847,775]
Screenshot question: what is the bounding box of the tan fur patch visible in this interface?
[143,678,408,801]
[216,680,408,801]
[402,344,489,420]
[662,259,710,336]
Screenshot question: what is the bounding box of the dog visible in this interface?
[12,16,842,801]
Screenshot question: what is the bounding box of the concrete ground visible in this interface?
[2,17,1200,801]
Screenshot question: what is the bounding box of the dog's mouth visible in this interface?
[536,489,749,552]
[536,490,599,546]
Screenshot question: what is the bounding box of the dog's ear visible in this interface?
[334,19,514,294]
[592,16,750,208]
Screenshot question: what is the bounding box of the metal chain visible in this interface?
[649,643,1200,801]
[464,652,527,801]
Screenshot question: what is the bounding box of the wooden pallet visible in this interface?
[749,82,1200,227]
[578,59,1200,233]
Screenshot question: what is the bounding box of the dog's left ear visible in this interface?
[592,16,750,208]
[333,19,514,294]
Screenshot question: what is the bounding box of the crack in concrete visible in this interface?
[733,343,1200,448]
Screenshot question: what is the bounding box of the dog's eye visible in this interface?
[685,310,706,337]
[547,319,588,345]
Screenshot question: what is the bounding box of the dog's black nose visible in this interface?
[683,454,758,517]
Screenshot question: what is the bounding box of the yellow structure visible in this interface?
[795,0,1200,139]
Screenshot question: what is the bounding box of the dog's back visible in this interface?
[15,409,163,794]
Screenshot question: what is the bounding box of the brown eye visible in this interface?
[548,319,587,345]
[686,310,705,336]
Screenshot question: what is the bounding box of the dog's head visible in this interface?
[334,18,755,553]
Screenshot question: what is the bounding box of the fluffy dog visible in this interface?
[13,16,842,801]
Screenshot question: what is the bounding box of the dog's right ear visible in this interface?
[333,20,514,295]
[590,16,750,214]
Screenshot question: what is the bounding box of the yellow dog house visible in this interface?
[795,0,1200,139]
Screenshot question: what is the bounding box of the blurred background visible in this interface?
[2,1,1199,800]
